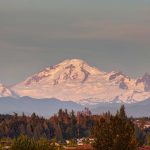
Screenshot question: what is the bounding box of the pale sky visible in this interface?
[0,0,150,85]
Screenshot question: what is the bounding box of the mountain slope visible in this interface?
[12,59,150,105]
[0,83,14,97]
[92,98,150,117]
[0,97,83,117]
[0,96,150,117]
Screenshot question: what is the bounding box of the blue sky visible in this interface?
[0,0,150,85]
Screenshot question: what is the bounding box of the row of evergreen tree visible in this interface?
[0,106,149,149]
[0,108,94,141]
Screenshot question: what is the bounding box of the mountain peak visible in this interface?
[56,58,102,75]
[136,73,150,92]
[108,71,129,81]
[13,59,102,87]
[57,59,89,68]
[0,83,14,97]
[61,58,87,64]
[12,59,150,104]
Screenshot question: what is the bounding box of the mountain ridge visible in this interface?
[0,83,15,97]
[0,96,150,117]
[0,96,83,117]
[9,59,150,105]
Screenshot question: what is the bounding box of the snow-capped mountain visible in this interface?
[11,59,150,105]
[0,83,14,97]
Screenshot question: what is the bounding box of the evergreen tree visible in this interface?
[92,106,138,150]
[117,105,127,120]
[92,117,113,150]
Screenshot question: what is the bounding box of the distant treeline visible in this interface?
[0,107,150,148]
[0,108,95,141]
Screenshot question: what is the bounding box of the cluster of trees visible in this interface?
[0,108,94,141]
[92,106,138,150]
[1,106,150,149]
[0,113,53,140]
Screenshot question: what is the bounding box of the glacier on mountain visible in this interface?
[11,59,150,105]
